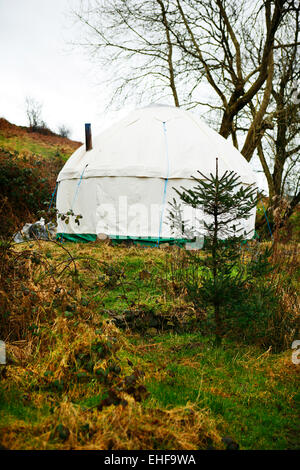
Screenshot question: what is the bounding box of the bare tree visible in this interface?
[25,96,44,130]
[74,0,299,220]
[57,124,71,139]
[251,7,300,224]
[74,1,184,106]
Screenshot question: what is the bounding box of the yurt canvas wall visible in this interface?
[56,106,257,244]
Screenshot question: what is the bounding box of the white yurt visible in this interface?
[56,105,256,245]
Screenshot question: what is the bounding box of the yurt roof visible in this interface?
[57,105,255,185]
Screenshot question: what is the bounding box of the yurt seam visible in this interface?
[157,121,170,246]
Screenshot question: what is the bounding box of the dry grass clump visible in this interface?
[0,239,94,343]
[36,317,124,381]
[3,315,128,402]
[0,399,223,450]
[1,315,223,450]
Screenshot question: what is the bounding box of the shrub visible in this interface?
[169,158,258,344]
[167,159,299,350]
[57,125,71,139]
[223,272,299,352]
[0,148,63,236]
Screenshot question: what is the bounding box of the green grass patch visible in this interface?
[0,384,50,425]
[0,135,69,160]
[130,332,299,450]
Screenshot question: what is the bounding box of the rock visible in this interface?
[97,233,108,240]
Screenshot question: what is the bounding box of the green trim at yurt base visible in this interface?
[110,235,187,247]
[56,233,187,247]
[56,233,257,247]
[56,233,97,243]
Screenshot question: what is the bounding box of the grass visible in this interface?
[0,387,48,423]
[0,117,81,161]
[135,332,299,450]
[0,135,71,161]
[0,241,299,450]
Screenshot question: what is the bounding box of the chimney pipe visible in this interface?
[85,123,92,151]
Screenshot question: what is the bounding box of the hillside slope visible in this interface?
[0,117,81,160]
[0,117,81,237]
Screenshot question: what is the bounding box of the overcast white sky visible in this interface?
[0,0,133,142]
